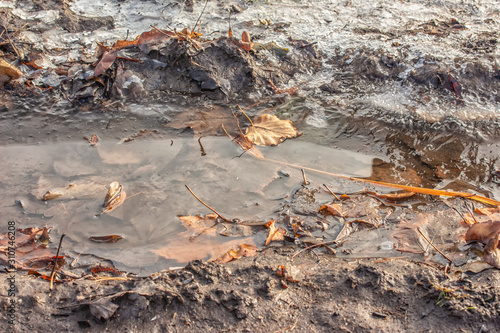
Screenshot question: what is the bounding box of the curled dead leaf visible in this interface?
[0,59,23,86]
[465,221,500,245]
[89,235,123,243]
[214,243,257,264]
[84,134,99,146]
[94,49,118,77]
[101,182,126,214]
[319,203,343,217]
[265,220,286,246]
[245,114,301,146]
[42,190,64,201]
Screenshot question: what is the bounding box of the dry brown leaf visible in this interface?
[84,134,99,146]
[265,220,286,246]
[94,49,118,77]
[232,134,264,159]
[465,221,500,269]
[0,58,22,86]
[214,243,257,263]
[89,235,123,243]
[0,227,63,270]
[42,182,107,201]
[101,182,126,214]
[153,213,255,263]
[167,106,235,136]
[319,203,343,217]
[245,114,300,146]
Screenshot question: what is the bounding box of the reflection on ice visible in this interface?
[0,137,374,275]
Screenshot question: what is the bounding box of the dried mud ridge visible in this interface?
[1,0,321,105]
[3,250,499,332]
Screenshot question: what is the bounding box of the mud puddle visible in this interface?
[1,137,376,275]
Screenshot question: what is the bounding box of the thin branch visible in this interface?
[237,104,254,126]
[191,0,209,33]
[185,185,232,222]
[150,25,173,37]
[291,240,338,260]
[3,25,21,59]
[416,227,454,264]
[50,233,66,290]
[323,184,340,201]
[301,169,309,186]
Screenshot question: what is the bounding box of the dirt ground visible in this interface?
[1,1,500,332]
[2,248,499,333]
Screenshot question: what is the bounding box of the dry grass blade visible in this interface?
[185,185,231,222]
[416,227,454,264]
[260,157,500,207]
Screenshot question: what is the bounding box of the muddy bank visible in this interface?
[2,1,500,332]
[2,249,499,333]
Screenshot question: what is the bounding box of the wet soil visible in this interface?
[3,249,500,333]
[1,1,500,332]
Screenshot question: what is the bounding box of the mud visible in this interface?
[2,250,499,332]
[1,0,500,332]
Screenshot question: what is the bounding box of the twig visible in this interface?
[291,240,338,260]
[50,233,66,290]
[323,184,341,201]
[150,25,173,37]
[198,137,207,156]
[237,105,254,126]
[301,169,309,185]
[416,227,454,264]
[70,250,84,268]
[3,25,21,59]
[462,199,478,224]
[191,0,209,34]
[185,185,232,222]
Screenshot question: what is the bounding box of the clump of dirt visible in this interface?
[2,249,499,332]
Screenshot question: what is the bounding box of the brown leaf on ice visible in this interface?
[245,114,300,146]
[214,243,257,264]
[392,216,429,254]
[94,49,118,77]
[265,220,286,246]
[42,182,107,201]
[89,235,123,243]
[84,134,99,146]
[0,227,64,270]
[153,213,255,263]
[100,182,126,214]
[465,221,500,269]
[137,29,174,45]
[319,203,343,217]
[232,134,264,159]
[167,106,235,136]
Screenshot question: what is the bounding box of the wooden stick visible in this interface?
[50,233,66,290]
[185,185,232,222]
[301,169,309,185]
[416,227,454,264]
[3,25,21,59]
[323,184,340,201]
[291,240,338,260]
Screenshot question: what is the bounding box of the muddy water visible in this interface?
[0,138,374,274]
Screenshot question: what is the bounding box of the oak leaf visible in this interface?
[245,114,300,146]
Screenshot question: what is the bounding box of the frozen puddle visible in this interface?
[1,137,375,275]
